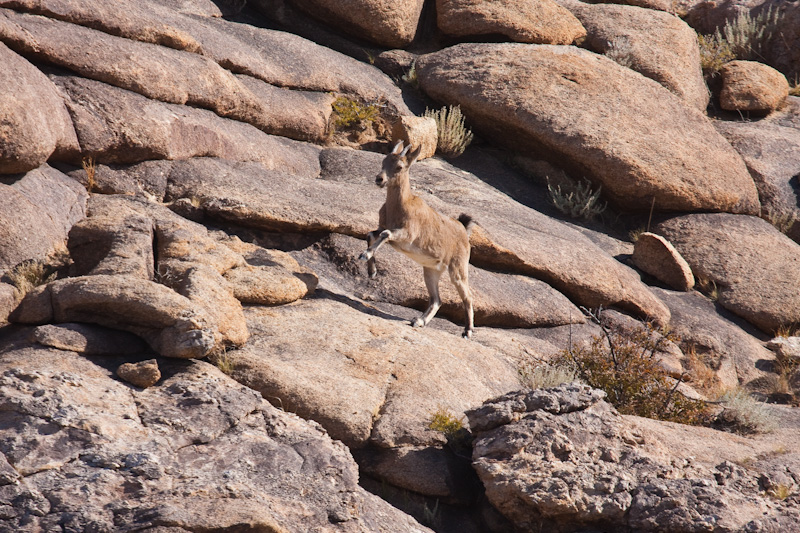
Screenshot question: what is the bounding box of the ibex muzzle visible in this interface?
[359,141,476,338]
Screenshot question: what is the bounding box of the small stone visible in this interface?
[632,232,694,291]
[720,60,789,114]
[766,337,800,361]
[117,359,161,388]
[391,115,437,161]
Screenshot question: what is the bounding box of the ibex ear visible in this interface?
[391,141,405,155]
[407,145,422,165]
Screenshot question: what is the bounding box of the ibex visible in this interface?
[359,141,475,338]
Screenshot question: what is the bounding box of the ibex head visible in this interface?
[375,141,422,188]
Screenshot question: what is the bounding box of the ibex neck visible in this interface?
[387,174,412,203]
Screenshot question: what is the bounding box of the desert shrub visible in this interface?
[428,407,471,456]
[715,388,778,434]
[331,96,379,129]
[698,34,735,74]
[717,6,781,60]
[554,310,711,425]
[519,360,578,390]
[423,105,473,158]
[429,408,465,439]
[547,178,607,220]
[6,259,56,295]
[698,6,782,73]
[628,226,646,243]
[790,82,800,97]
[605,38,634,69]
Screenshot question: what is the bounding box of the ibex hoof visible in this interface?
[462,329,473,339]
[411,317,425,328]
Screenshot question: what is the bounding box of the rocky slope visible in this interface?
[1,0,799,531]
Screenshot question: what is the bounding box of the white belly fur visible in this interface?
[391,242,443,270]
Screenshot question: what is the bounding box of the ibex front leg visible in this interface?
[364,229,382,278]
[359,228,408,263]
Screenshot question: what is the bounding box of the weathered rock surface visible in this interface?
[632,232,695,291]
[67,203,155,279]
[116,358,161,388]
[0,344,432,532]
[656,213,800,334]
[0,8,267,123]
[224,264,313,305]
[416,43,759,214]
[228,300,522,449]
[436,0,586,45]
[10,275,217,359]
[0,165,87,273]
[2,0,411,112]
[32,323,147,355]
[557,0,709,111]
[53,75,321,177]
[0,41,77,173]
[653,288,774,389]
[298,232,585,328]
[468,383,800,532]
[165,157,378,235]
[768,336,800,361]
[720,60,790,113]
[290,0,425,48]
[714,118,800,242]
[0,282,17,324]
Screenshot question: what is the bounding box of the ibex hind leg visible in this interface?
[412,267,442,328]
[449,265,474,339]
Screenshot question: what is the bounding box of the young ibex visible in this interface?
[359,141,476,338]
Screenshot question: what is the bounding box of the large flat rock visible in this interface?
[436,0,586,45]
[227,300,522,449]
[52,75,321,176]
[0,343,431,532]
[416,43,759,214]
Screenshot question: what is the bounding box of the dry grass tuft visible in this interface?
[519,360,578,390]
[423,105,473,158]
[6,259,56,295]
[82,156,97,192]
